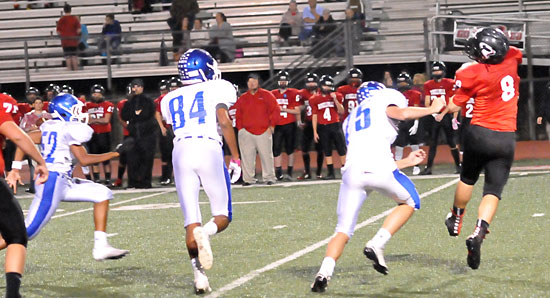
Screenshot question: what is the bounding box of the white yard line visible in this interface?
[206,178,460,298]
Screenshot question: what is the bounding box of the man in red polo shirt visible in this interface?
[87,84,114,184]
[56,4,80,71]
[234,73,280,186]
[271,71,301,181]
[310,75,346,180]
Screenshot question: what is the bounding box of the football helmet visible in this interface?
[319,75,335,93]
[347,67,363,87]
[159,79,168,91]
[26,87,40,96]
[178,48,221,85]
[396,72,412,86]
[465,27,510,64]
[61,85,74,95]
[49,93,88,123]
[168,76,183,90]
[305,72,319,84]
[277,70,290,88]
[357,81,386,104]
[90,84,105,95]
[44,84,60,96]
[431,61,446,79]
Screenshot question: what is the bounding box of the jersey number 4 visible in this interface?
[169,91,207,130]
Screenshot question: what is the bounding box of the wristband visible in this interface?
[12,161,23,170]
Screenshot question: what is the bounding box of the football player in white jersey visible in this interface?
[160,49,241,294]
[311,82,444,292]
[3,93,130,261]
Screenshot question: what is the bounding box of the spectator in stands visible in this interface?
[191,19,209,48]
[312,9,343,57]
[169,0,199,58]
[234,73,280,186]
[345,8,362,55]
[299,0,324,42]
[77,16,89,67]
[205,12,236,63]
[278,0,302,46]
[56,4,81,71]
[130,0,153,14]
[98,13,122,57]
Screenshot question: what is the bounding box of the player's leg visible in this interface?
[64,178,128,260]
[312,169,367,292]
[257,129,276,184]
[100,132,112,184]
[284,123,297,179]
[421,117,439,175]
[299,122,313,179]
[159,129,174,185]
[0,179,28,298]
[441,115,461,173]
[318,124,335,179]
[238,129,258,185]
[25,172,65,241]
[272,125,285,180]
[332,124,347,167]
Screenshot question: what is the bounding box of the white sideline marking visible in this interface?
[112,200,276,211]
[532,213,545,217]
[273,225,287,230]
[51,190,174,219]
[206,178,460,298]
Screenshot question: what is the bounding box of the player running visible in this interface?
[443,27,521,270]
[3,93,130,261]
[311,82,444,292]
[160,49,241,294]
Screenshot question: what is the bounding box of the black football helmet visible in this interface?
[397,72,412,85]
[90,84,105,95]
[125,83,133,96]
[348,67,363,80]
[26,87,40,96]
[44,84,60,94]
[277,70,290,89]
[305,72,319,84]
[168,76,182,90]
[319,75,335,93]
[61,85,74,95]
[465,27,510,64]
[159,79,168,91]
[431,61,447,79]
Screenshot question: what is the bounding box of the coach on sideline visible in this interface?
[234,73,280,186]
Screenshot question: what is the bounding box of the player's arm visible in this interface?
[424,95,431,108]
[312,113,319,142]
[155,111,167,136]
[217,107,239,160]
[395,149,426,169]
[332,92,344,114]
[70,145,119,166]
[88,112,112,125]
[446,96,462,113]
[386,99,444,121]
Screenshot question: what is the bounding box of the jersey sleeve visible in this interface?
[508,46,523,64]
[214,80,237,109]
[310,96,319,115]
[453,65,477,107]
[66,122,94,145]
[384,89,408,108]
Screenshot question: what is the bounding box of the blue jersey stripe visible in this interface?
[222,159,233,222]
[392,169,420,209]
[27,171,59,238]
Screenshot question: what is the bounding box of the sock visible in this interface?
[394,146,404,160]
[5,272,22,298]
[327,164,334,176]
[370,228,392,249]
[85,174,92,180]
[161,165,168,180]
[287,166,293,177]
[303,154,311,175]
[105,172,111,182]
[411,144,420,152]
[94,231,108,248]
[117,166,125,180]
[93,172,100,182]
[451,148,461,167]
[191,257,202,271]
[81,166,90,175]
[426,145,436,169]
[316,152,324,175]
[472,219,490,239]
[203,219,218,237]
[319,257,336,278]
[452,206,465,216]
[275,167,282,178]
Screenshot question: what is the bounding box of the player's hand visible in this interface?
[331,92,338,101]
[406,149,427,167]
[34,164,49,186]
[116,137,135,154]
[435,113,444,122]
[452,118,460,130]
[314,132,319,143]
[160,125,167,137]
[228,158,242,184]
[431,97,445,113]
[409,120,419,135]
[537,117,543,125]
[6,170,24,194]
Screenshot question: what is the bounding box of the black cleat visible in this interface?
[323,174,335,180]
[455,164,462,174]
[364,243,388,275]
[445,210,464,237]
[466,235,483,270]
[419,167,432,175]
[311,274,328,292]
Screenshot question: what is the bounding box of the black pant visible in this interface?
[279,23,292,41]
[0,179,27,247]
[127,133,157,188]
[425,114,459,168]
[318,122,347,157]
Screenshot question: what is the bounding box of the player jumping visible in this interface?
[160,49,241,294]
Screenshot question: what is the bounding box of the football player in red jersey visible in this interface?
[337,67,362,121]
[443,28,521,270]
[310,75,346,180]
[154,79,174,185]
[113,84,132,187]
[394,72,423,175]
[420,61,461,175]
[87,84,115,184]
[297,73,325,179]
[271,71,301,180]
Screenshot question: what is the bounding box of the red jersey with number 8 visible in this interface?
[453,46,522,132]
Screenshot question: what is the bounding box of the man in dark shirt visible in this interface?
[99,13,122,56]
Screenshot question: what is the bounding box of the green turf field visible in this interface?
[3,169,550,297]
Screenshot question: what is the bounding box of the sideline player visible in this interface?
[297,73,324,179]
[311,75,346,180]
[443,28,521,270]
[4,93,130,261]
[394,72,422,175]
[154,79,174,185]
[420,61,461,175]
[160,49,241,294]
[337,67,363,121]
[271,70,301,180]
[311,82,444,292]
[0,94,48,298]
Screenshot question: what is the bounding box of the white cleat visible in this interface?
[194,269,211,295]
[93,245,129,261]
[412,166,421,176]
[363,241,388,275]
[193,226,213,270]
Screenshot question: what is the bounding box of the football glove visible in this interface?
[115,137,135,154]
[409,120,419,135]
[228,158,241,184]
[452,118,460,130]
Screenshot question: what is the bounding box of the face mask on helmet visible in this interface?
[349,78,362,88]
[91,93,104,103]
[397,82,411,92]
[432,71,444,80]
[278,81,289,89]
[321,85,333,94]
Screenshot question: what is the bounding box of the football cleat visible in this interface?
[445,210,464,237]
[193,227,213,270]
[364,241,388,275]
[93,245,129,261]
[112,178,122,187]
[323,174,336,180]
[419,167,432,175]
[412,166,421,176]
[193,267,211,294]
[160,178,172,186]
[310,273,328,293]
[297,173,311,180]
[466,235,483,270]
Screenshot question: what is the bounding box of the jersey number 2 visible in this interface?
[169,91,207,130]
[41,131,58,163]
